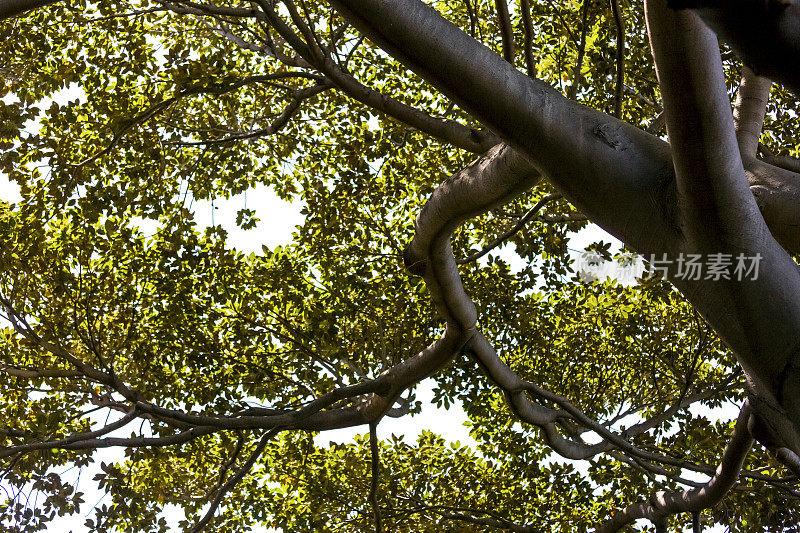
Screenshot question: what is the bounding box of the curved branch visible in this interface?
[745,158,800,254]
[322,6,800,456]
[469,332,738,468]
[254,0,500,153]
[594,401,753,533]
[759,143,800,174]
[330,0,682,257]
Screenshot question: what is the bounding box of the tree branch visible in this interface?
[647,0,800,456]
[745,158,800,253]
[74,73,324,165]
[457,193,561,264]
[368,422,382,533]
[330,0,682,256]
[519,0,536,77]
[567,0,591,100]
[594,401,753,533]
[759,143,800,174]
[733,66,772,160]
[494,0,515,63]
[0,0,58,20]
[156,0,257,18]
[609,0,625,117]
[167,83,331,146]
[0,364,81,379]
[646,0,749,237]
[436,511,535,532]
[0,409,138,458]
[677,0,800,96]
[190,428,280,533]
[254,0,500,152]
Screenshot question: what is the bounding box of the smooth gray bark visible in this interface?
[330,0,800,456]
[734,67,772,160]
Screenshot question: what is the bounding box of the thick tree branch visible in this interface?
[759,143,800,174]
[49,425,219,451]
[646,0,751,238]
[324,3,800,434]
[0,0,58,19]
[745,159,800,253]
[676,0,800,96]
[647,0,800,455]
[329,0,683,257]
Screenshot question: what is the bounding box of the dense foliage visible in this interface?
[1,1,799,531]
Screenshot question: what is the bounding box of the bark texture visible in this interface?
[330,0,800,458]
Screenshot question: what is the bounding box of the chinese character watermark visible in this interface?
[574,251,763,284]
[645,253,762,281]
[574,252,646,285]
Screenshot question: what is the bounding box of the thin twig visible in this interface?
[568,0,591,99]
[594,401,754,533]
[369,422,383,532]
[609,0,625,117]
[190,428,281,533]
[457,193,561,264]
[167,83,330,146]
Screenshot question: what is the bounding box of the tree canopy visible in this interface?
[2,0,800,531]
